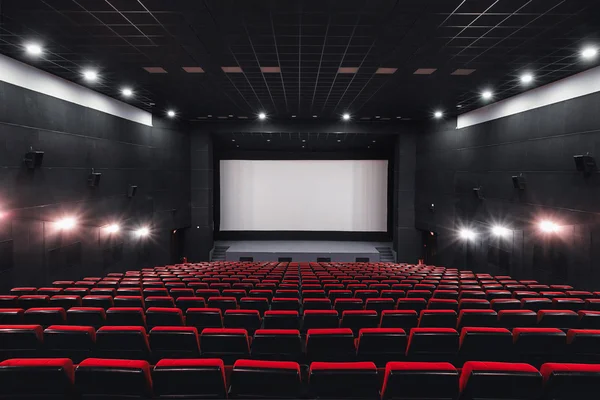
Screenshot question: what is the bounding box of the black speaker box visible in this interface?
[23,151,44,169]
[88,172,102,187]
[127,185,138,198]
[574,155,596,175]
[512,175,527,190]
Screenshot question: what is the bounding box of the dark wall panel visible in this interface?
[416,91,600,290]
[0,81,192,291]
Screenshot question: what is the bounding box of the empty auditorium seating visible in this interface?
[381,362,459,400]
[513,328,566,367]
[200,328,250,364]
[153,358,227,399]
[309,362,379,398]
[0,358,74,398]
[541,363,600,399]
[230,359,302,398]
[0,325,43,360]
[75,358,153,398]
[457,327,513,365]
[149,326,200,360]
[459,361,542,400]
[306,328,355,362]
[356,328,407,365]
[95,326,150,360]
[44,325,95,363]
[251,329,303,362]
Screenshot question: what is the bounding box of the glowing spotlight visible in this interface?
[258,112,267,120]
[167,110,176,118]
[481,90,493,100]
[581,47,598,60]
[121,87,133,97]
[104,223,120,234]
[342,113,351,121]
[434,110,443,119]
[492,225,511,237]
[539,220,560,233]
[459,228,476,240]
[135,227,150,237]
[55,217,77,230]
[25,43,43,56]
[83,69,98,82]
[520,73,534,84]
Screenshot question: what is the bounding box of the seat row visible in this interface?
[3,324,600,367]
[0,357,598,399]
[3,306,600,333]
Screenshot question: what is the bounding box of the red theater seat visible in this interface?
[302,310,339,331]
[144,296,175,308]
[18,295,49,310]
[457,309,498,329]
[364,298,395,314]
[541,363,600,400]
[95,326,150,361]
[263,310,300,330]
[406,328,459,363]
[251,329,303,362]
[498,310,537,329]
[153,359,226,399]
[306,328,356,363]
[230,359,301,398]
[309,362,379,398]
[396,298,427,313]
[513,328,566,367]
[44,325,95,363]
[271,297,301,312]
[66,307,106,329]
[578,310,600,329]
[224,309,262,333]
[340,310,379,336]
[458,299,491,310]
[113,295,144,308]
[459,361,542,400]
[105,307,146,328]
[419,310,457,328]
[11,288,37,296]
[356,328,407,365]
[175,297,206,312]
[380,310,418,330]
[149,326,200,360]
[0,308,24,324]
[521,298,553,311]
[75,358,152,398]
[381,362,459,400]
[428,299,459,311]
[239,297,269,315]
[303,298,332,310]
[81,295,114,309]
[23,307,66,327]
[200,328,250,364]
[566,329,600,363]
[491,299,522,311]
[0,325,44,360]
[537,310,578,331]
[185,308,223,331]
[458,327,513,365]
[0,358,74,399]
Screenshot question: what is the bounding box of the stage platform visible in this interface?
[215,241,393,262]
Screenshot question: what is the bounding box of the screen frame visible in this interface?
[213,150,394,241]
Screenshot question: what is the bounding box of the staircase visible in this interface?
[211,246,229,261]
[376,247,395,262]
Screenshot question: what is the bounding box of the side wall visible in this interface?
[416,91,600,290]
[0,81,191,291]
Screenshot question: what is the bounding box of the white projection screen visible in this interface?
[219,160,388,232]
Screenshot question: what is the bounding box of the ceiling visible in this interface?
[1,0,599,121]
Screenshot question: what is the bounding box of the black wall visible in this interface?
[0,81,193,291]
[416,91,600,290]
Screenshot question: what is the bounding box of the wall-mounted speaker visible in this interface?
[473,186,484,200]
[127,185,138,198]
[574,154,596,175]
[88,169,102,187]
[512,175,527,190]
[23,150,44,170]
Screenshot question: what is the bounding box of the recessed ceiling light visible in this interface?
[337,139,341,142]
[25,42,43,56]
[367,146,371,148]
[434,110,443,119]
[338,67,359,74]
[182,66,204,73]
[121,87,133,97]
[520,73,534,84]
[222,66,243,73]
[167,110,176,118]
[414,68,437,75]
[313,115,317,118]
[232,139,235,142]
[143,67,167,73]
[302,139,306,142]
[258,112,266,120]
[291,115,297,118]
[236,145,239,147]
[266,139,271,142]
[375,67,397,74]
[481,90,493,100]
[396,116,402,119]
[302,145,305,148]
[83,69,98,82]
[372,140,376,143]
[342,113,351,121]
[581,47,598,60]
[457,105,463,108]
[208,115,212,118]
[228,114,233,117]
[451,69,476,76]
[375,116,380,119]
[260,66,281,73]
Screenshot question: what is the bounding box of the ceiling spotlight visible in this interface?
[232,139,235,142]
[302,139,306,143]
[266,139,271,142]
[135,227,150,237]
[104,223,120,234]
[457,105,463,109]
[55,217,77,231]
[167,110,176,118]
[581,47,598,60]
[292,115,297,118]
[121,87,133,97]
[342,113,351,121]
[491,225,511,237]
[258,112,266,120]
[434,110,443,119]
[83,69,98,82]
[539,220,560,233]
[337,139,341,142]
[25,43,43,56]
[313,115,318,118]
[520,73,534,84]
[481,90,493,100]
[459,228,476,240]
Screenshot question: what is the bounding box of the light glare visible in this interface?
[136,227,150,237]
[55,217,77,230]
[25,43,43,56]
[258,112,266,120]
[83,70,98,82]
[581,47,598,60]
[342,113,351,121]
[104,224,120,234]
[482,90,493,100]
[459,229,476,240]
[121,88,133,97]
[434,110,443,119]
[492,225,511,237]
[539,220,560,233]
[521,73,533,84]
[167,110,176,118]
